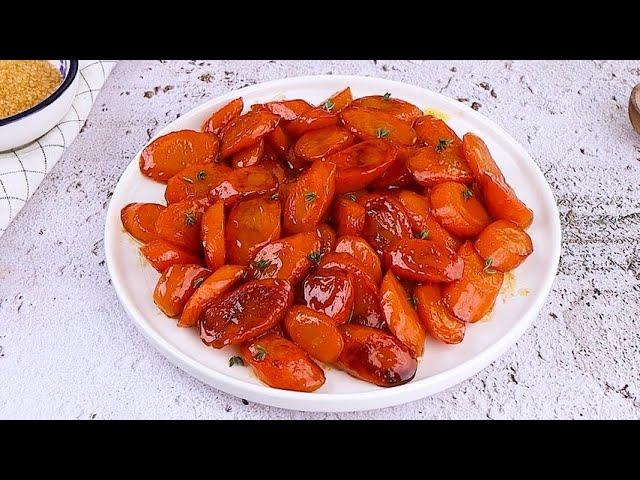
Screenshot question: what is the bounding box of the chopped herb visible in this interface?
[185,211,197,226]
[229,356,245,367]
[304,191,317,203]
[408,295,418,309]
[483,257,497,274]
[270,193,280,200]
[251,344,266,361]
[435,138,453,153]
[196,170,207,181]
[193,277,205,288]
[182,176,194,184]
[462,189,473,200]
[308,251,321,264]
[382,92,392,100]
[346,193,357,202]
[323,99,335,112]
[253,259,271,271]
[418,229,430,240]
[375,127,390,139]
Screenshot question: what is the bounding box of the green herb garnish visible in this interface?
[270,193,280,201]
[382,92,392,100]
[483,257,497,274]
[253,259,271,271]
[346,193,357,202]
[375,127,390,139]
[435,138,453,153]
[418,229,430,240]
[193,277,205,288]
[462,189,473,200]
[185,211,197,226]
[229,356,245,367]
[408,295,418,309]
[304,191,317,203]
[308,251,321,264]
[196,170,207,181]
[323,99,335,112]
[251,345,266,361]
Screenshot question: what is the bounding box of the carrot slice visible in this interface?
[220,110,280,159]
[303,268,354,325]
[284,305,344,362]
[179,264,246,327]
[209,165,278,205]
[231,139,264,168]
[155,197,211,252]
[369,145,417,190]
[361,195,413,256]
[201,200,225,270]
[384,238,464,283]
[414,283,465,344]
[121,203,165,243]
[139,130,219,182]
[413,115,462,149]
[285,108,338,138]
[263,99,313,120]
[293,126,355,161]
[165,163,232,204]
[340,107,417,146]
[429,181,491,238]
[380,271,426,357]
[140,240,203,273]
[334,235,382,284]
[282,160,336,234]
[474,219,533,272]
[333,197,366,236]
[201,98,243,135]
[351,95,422,124]
[442,241,504,323]
[153,264,211,317]
[407,146,474,186]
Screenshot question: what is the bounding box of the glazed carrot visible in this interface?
[334,235,382,284]
[155,197,211,252]
[340,107,417,146]
[414,283,465,344]
[153,264,211,317]
[263,99,313,120]
[165,163,232,204]
[383,238,464,283]
[332,197,366,236]
[369,145,417,190]
[200,200,225,270]
[351,94,422,124]
[442,241,504,323]
[139,130,219,182]
[294,126,355,161]
[284,305,344,362]
[121,203,165,243]
[315,223,337,256]
[231,139,264,168]
[407,146,474,186]
[413,115,462,149]
[179,264,246,327]
[474,219,533,272]
[140,240,203,273]
[361,195,413,256]
[429,181,491,238]
[303,268,355,325]
[208,165,278,205]
[220,110,280,159]
[201,98,244,135]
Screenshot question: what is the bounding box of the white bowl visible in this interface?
[0,60,79,152]
[104,75,562,412]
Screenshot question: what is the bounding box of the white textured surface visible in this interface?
[0,60,638,420]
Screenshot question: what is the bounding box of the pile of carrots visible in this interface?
[121,87,534,392]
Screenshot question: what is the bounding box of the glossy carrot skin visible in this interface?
[369,145,417,190]
[315,223,337,256]
[442,241,504,323]
[384,238,464,283]
[220,110,280,159]
[179,265,245,327]
[303,268,355,325]
[340,107,417,146]
[294,126,355,161]
[208,165,278,206]
[429,181,491,238]
[231,139,264,168]
[334,235,382,284]
[463,133,533,228]
[474,219,533,272]
[201,200,226,270]
[155,197,211,252]
[284,305,344,362]
[226,197,281,266]
[414,284,465,344]
[361,195,413,256]
[379,271,426,357]
[140,240,203,273]
[336,324,418,387]
[333,197,366,236]
[153,264,211,317]
[165,163,233,204]
[201,98,244,135]
[413,115,463,149]
[200,279,293,348]
[121,203,165,243]
[263,99,313,120]
[407,146,474,186]
[140,130,219,182]
[240,333,325,392]
[351,95,422,124]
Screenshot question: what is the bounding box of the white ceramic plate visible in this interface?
[104,75,561,412]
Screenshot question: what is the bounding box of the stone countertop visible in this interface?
[0,60,638,419]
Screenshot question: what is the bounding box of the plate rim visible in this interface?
[104,74,562,412]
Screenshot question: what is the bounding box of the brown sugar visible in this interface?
[0,61,63,119]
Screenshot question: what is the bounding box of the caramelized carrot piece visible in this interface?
[201,279,293,348]
[263,99,313,120]
[369,145,417,190]
[315,223,337,256]
[240,333,325,392]
[247,231,321,284]
[284,305,344,362]
[293,126,355,161]
[395,190,461,251]
[201,98,244,135]
[442,241,504,323]
[414,284,465,344]
[155,197,211,252]
[463,133,533,228]
[407,146,474,186]
[321,87,353,113]
[340,107,417,146]
[140,240,202,273]
[285,108,338,138]
[361,195,413,256]
[208,165,278,205]
[380,271,426,357]
[165,163,232,204]
[351,95,422,124]
[179,264,246,327]
[139,130,219,182]
[220,110,280,159]
[282,160,336,234]
[413,115,462,149]
[333,197,366,236]
[231,139,264,168]
[474,219,533,272]
[334,235,382,284]
[265,125,290,156]
[324,140,397,193]
[336,324,417,387]
[153,264,211,317]
[121,203,165,243]
[225,197,281,266]
[303,268,355,325]
[384,238,464,283]
[201,200,225,270]
[429,181,491,238]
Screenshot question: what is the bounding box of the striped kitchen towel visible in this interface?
[0,60,116,236]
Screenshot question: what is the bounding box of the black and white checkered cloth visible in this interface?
[0,60,116,235]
